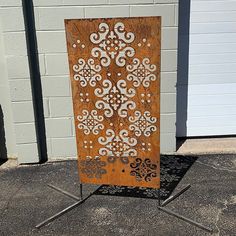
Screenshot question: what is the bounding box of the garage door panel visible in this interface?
[188,105,236,117]
[188,94,236,106]
[191,22,236,34]
[177,0,236,137]
[189,53,236,64]
[187,115,236,127]
[189,43,236,54]
[191,33,236,44]
[189,63,236,74]
[191,11,236,23]
[187,126,236,137]
[178,73,236,85]
[191,1,236,12]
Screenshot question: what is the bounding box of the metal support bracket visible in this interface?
[36,184,213,233]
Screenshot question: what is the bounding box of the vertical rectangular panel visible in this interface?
[65,17,161,188]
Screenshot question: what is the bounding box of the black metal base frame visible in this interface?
[36,184,213,233]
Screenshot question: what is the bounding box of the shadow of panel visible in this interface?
[95,155,197,200]
[0,105,8,164]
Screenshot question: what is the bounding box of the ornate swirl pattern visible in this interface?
[129,111,157,137]
[80,156,106,179]
[130,158,157,182]
[98,129,137,164]
[126,58,157,87]
[95,79,136,118]
[73,58,102,87]
[77,110,104,135]
[90,22,135,67]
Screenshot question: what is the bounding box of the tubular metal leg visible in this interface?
[158,206,213,233]
[36,185,99,229]
[161,184,191,207]
[80,183,83,200]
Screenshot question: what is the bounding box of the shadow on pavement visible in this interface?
[95,155,197,200]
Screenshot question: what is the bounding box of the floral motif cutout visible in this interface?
[130,158,157,182]
[90,22,135,67]
[126,58,157,87]
[95,79,136,118]
[73,58,102,87]
[80,156,106,179]
[98,129,137,164]
[129,111,157,137]
[77,110,104,135]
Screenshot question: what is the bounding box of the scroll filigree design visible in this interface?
[130,158,157,182]
[129,111,157,137]
[77,110,104,135]
[80,156,106,178]
[98,129,137,164]
[73,58,102,87]
[95,79,136,118]
[126,58,157,87]
[90,22,135,67]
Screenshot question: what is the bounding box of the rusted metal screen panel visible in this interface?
[65,17,161,188]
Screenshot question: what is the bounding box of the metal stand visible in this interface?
[35,184,99,229]
[157,184,213,233]
[36,183,213,233]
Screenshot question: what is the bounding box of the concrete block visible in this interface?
[33,0,63,6]
[15,123,37,144]
[49,97,73,117]
[42,76,71,97]
[85,6,129,18]
[109,0,153,4]
[3,32,27,56]
[37,31,67,53]
[39,54,46,76]
[160,132,176,153]
[36,7,84,30]
[161,50,177,72]
[160,113,176,133]
[45,118,73,138]
[17,143,39,164]
[155,0,178,3]
[43,98,50,118]
[175,3,178,26]
[46,138,52,157]
[0,0,21,6]
[34,0,107,6]
[161,72,176,93]
[63,0,107,5]
[162,27,178,50]
[6,56,30,78]
[0,7,24,32]
[161,93,176,113]
[51,137,77,158]
[130,4,175,26]
[9,79,32,102]
[12,101,35,123]
[45,54,69,75]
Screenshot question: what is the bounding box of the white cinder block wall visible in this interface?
[0,0,39,163]
[1,0,178,162]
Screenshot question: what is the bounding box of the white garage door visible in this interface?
[178,0,236,137]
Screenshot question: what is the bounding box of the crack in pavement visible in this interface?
[214,196,236,236]
[196,160,236,173]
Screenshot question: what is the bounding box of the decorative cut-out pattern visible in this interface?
[130,158,158,182]
[129,111,157,137]
[73,58,102,87]
[98,129,137,163]
[65,17,161,188]
[127,58,157,87]
[80,156,106,178]
[90,22,135,67]
[95,79,136,118]
[77,110,104,135]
